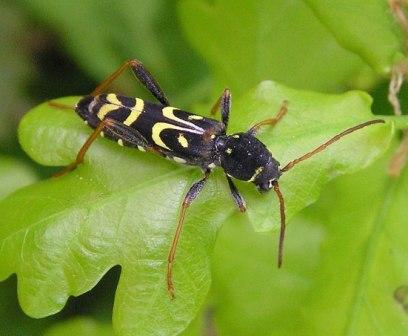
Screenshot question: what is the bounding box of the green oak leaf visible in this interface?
[211,209,323,335]
[178,0,374,96]
[0,159,44,336]
[0,156,38,200]
[304,0,405,75]
[0,81,392,335]
[0,276,55,336]
[42,314,202,336]
[212,146,408,335]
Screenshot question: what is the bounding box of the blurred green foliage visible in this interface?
[212,146,408,335]
[0,1,407,335]
[17,0,209,105]
[0,4,33,153]
[304,0,405,74]
[179,0,375,96]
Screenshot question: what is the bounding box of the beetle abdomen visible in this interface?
[76,93,225,167]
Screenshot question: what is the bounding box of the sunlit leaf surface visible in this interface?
[0,81,392,335]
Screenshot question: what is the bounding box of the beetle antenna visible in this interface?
[281,119,385,173]
[272,181,285,268]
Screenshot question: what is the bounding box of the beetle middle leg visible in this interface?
[248,100,288,136]
[167,169,211,299]
[210,88,231,132]
[225,175,246,212]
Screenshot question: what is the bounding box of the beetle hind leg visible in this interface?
[53,117,151,177]
[48,101,74,110]
[53,119,111,177]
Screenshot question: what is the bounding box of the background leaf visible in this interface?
[304,0,405,75]
[0,156,38,200]
[178,0,377,96]
[212,146,408,335]
[16,0,209,106]
[0,4,33,152]
[42,310,205,336]
[43,317,113,336]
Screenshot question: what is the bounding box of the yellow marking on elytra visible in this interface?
[178,133,188,148]
[226,148,232,154]
[124,98,144,126]
[210,134,216,139]
[208,163,216,169]
[173,157,186,164]
[118,139,124,146]
[137,146,145,152]
[233,134,240,138]
[162,106,179,121]
[97,104,117,120]
[152,122,201,150]
[188,115,204,120]
[106,93,122,106]
[247,167,264,182]
[162,106,204,131]
[100,131,105,137]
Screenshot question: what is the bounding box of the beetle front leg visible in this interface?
[248,100,288,136]
[211,88,231,132]
[167,170,211,299]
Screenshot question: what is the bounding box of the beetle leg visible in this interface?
[248,100,288,136]
[48,101,74,110]
[53,118,152,177]
[225,175,246,212]
[167,169,211,299]
[211,88,231,131]
[91,59,169,106]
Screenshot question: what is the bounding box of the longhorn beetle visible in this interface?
[52,59,384,299]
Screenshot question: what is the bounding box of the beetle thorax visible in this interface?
[215,132,281,191]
